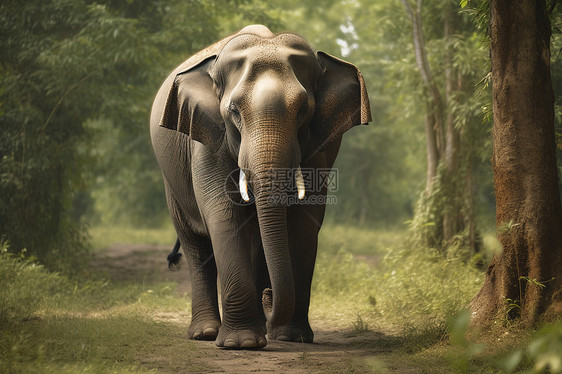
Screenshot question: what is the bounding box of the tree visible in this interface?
[470,0,562,325]
[399,0,444,197]
[391,0,490,251]
[0,0,260,271]
[0,0,101,271]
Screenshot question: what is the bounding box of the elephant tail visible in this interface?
[167,238,182,271]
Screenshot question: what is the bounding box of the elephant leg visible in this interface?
[165,185,221,340]
[267,200,325,343]
[207,216,267,349]
[183,235,221,340]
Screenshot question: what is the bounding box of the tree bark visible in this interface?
[470,0,562,326]
[443,5,460,175]
[400,0,444,195]
[424,111,440,195]
[465,151,478,255]
[442,5,463,243]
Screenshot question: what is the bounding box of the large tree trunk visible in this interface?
[470,0,562,326]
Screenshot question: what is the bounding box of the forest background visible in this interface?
[3,0,539,270]
[3,0,562,372]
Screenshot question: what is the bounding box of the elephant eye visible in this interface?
[229,104,242,125]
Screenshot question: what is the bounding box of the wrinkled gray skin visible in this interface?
[150,25,370,349]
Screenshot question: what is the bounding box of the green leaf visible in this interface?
[448,309,471,347]
[497,350,522,374]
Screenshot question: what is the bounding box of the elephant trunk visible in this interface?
[240,83,306,325]
[250,165,295,327]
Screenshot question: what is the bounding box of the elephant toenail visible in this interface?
[223,339,238,348]
[240,339,258,348]
[203,327,217,337]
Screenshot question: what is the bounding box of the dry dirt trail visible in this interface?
[91,244,409,373]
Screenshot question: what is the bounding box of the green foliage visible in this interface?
[352,313,371,333]
[497,219,522,235]
[312,225,483,333]
[349,0,494,244]
[313,248,379,304]
[495,322,562,373]
[318,224,403,256]
[525,322,562,374]
[374,244,483,329]
[505,298,522,322]
[446,309,485,372]
[407,162,487,255]
[0,0,261,270]
[0,0,160,270]
[407,185,446,250]
[330,0,425,226]
[0,241,69,326]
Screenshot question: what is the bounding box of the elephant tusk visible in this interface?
[239,169,250,202]
[295,166,305,200]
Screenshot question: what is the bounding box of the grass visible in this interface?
[2,315,205,374]
[0,244,209,373]
[3,225,562,373]
[312,224,484,331]
[318,223,404,256]
[310,224,562,373]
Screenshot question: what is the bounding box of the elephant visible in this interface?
[150,24,371,349]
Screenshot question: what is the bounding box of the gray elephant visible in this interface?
[150,25,370,349]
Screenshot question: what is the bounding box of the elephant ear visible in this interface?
[160,56,225,152]
[311,52,371,150]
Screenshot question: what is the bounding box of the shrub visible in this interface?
[374,245,483,329]
[0,242,69,326]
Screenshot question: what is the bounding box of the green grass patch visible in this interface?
[0,247,210,373]
[1,249,69,326]
[318,224,404,256]
[1,315,206,374]
[312,225,483,331]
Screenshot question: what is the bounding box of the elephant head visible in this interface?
[159,25,371,327]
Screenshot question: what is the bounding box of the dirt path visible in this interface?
[91,244,407,373]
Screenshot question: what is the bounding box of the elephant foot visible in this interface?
[267,322,314,343]
[215,326,267,349]
[188,319,221,341]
